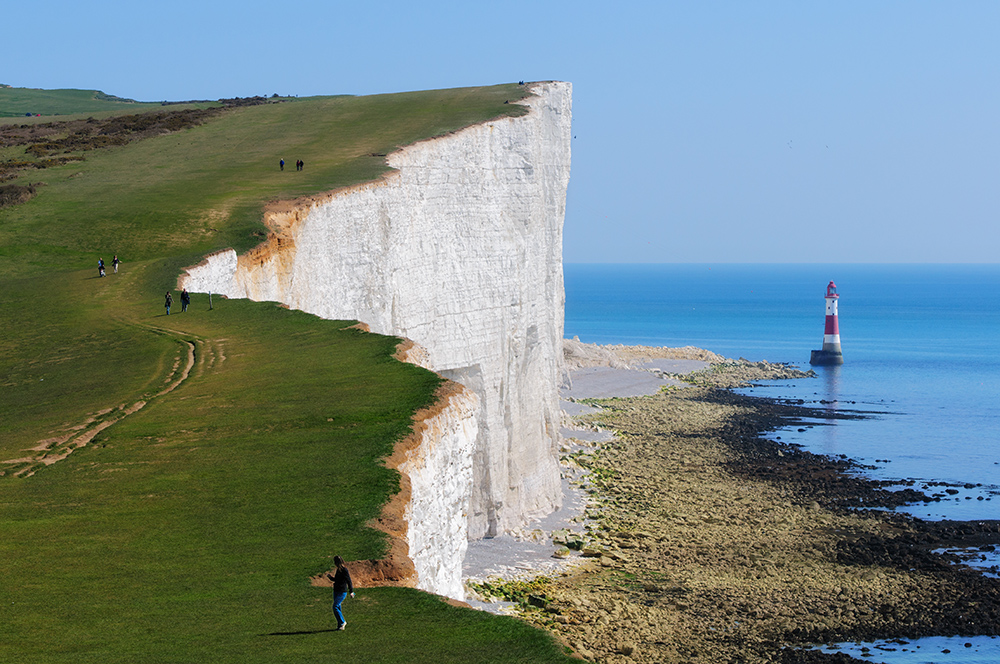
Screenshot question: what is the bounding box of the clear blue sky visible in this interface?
[7,1,1000,262]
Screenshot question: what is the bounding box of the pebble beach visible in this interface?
[475,343,1000,663]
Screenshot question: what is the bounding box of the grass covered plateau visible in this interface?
[0,84,575,663]
[0,86,171,117]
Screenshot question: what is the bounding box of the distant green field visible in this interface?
[0,84,574,663]
[0,86,178,117]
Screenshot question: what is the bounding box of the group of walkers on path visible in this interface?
[95,254,193,317]
[164,288,190,316]
[104,245,358,629]
[279,159,305,171]
[98,255,120,278]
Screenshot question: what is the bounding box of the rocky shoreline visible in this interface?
[514,357,1000,663]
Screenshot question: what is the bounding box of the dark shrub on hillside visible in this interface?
[219,96,271,107]
[0,184,36,208]
[1,106,223,205]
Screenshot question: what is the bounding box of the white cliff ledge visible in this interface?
[181,81,571,597]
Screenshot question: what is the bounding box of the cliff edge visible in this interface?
[181,81,572,596]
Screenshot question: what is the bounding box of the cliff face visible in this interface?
[309,375,478,600]
[182,82,571,594]
[395,380,479,599]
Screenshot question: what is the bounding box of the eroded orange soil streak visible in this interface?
[312,340,464,591]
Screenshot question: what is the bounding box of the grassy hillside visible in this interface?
[0,86,172,117]
[0,84,574,663]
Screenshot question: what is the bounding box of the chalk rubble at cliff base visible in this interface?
[465,345,816,601]
[562,339,815,392]
[508,378,1000,664]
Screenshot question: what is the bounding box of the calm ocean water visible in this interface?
[565,263,1000,662]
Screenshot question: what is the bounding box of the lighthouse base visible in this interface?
[810,350,844,366]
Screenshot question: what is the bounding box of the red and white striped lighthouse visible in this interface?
[809,281,844,365]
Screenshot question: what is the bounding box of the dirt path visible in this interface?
[2,326,223,478]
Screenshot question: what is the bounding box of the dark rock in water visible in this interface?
[810,349,844,366]
[527,594,548,608]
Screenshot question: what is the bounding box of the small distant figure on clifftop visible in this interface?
[180,288,190,313]
[279,159,284,171]
[164,291,172,315]
[112,255,120,274]
[98,258,105,278]
[296,159,303,171]
[325,555,354,631]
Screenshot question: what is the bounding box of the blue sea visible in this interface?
[565,263,1000,663]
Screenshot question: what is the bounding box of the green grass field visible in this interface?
[0,85,575,662]
[0,86,171,117]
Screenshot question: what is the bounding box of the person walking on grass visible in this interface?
[180,288,190,313]
[112,255,120,274]
[327,556,354,630]
[164,291,172,315]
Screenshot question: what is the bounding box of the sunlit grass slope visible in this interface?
[0,84,575,663]
[0,86,167,117]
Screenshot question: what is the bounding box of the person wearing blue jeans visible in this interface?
[328,556,354,630]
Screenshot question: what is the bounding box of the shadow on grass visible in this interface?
[262,628,340,636]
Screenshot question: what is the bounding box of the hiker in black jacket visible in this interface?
[328,556,355,630]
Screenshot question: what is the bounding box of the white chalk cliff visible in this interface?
[395,380,479,600]
[181,81,571,597]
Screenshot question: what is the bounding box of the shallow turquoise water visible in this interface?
[820,636,1000,663]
